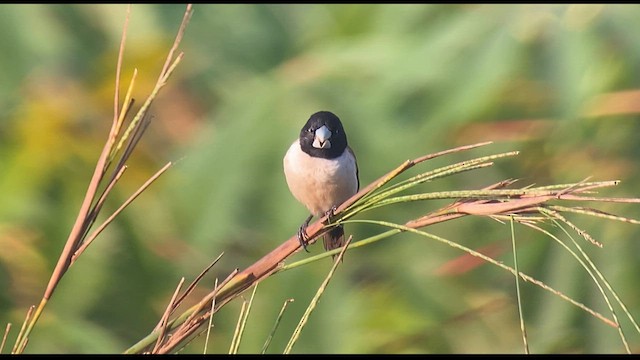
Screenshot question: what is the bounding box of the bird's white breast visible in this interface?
[283,141,358,216]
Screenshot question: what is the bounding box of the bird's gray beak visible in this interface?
[312,125,332,149]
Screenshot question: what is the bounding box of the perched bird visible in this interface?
[283,111,359,256]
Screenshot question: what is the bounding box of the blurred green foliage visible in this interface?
[1,4,640,354]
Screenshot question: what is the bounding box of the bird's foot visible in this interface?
[297,214,313,252]
[324,206,338,223]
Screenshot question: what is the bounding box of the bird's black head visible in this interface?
[299,111,348,159]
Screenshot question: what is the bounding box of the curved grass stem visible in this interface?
[510,216,529,354]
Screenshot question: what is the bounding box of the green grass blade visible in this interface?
[278,229,399,273]
[283,237,352,354]
[261,299,294,354]
[510,216,529,354]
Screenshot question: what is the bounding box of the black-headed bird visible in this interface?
[283,111,359,256]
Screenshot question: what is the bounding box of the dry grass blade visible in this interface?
[175,253,225,307]
[229,285,258,354]
[152,269,239,354]
[182,269,239,331]
[83,165,128,239]
[1,323,11,354]
[203,278,218,354]
[107,77,137,165]
[112,5,130,128]
[114,3,192,157]
[229,301,248,354]
[12,305,34,354]
[160,4,192,78]
[71,161,173,263]
[112,113,152,178]
[152,278,186,354]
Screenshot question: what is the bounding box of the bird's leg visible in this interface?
[297,214,314,252]
[323,205,338,224]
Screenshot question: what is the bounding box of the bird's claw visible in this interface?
[324,206,338,223]
[297,214,313,252]
[297,225,309,252]
[296,208,338,253]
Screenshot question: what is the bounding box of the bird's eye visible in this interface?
[307,128,314,133]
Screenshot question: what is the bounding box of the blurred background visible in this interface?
[1,4,640,354]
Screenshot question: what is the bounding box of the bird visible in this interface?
[283,111,359,257]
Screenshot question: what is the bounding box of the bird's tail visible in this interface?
[323,225,346,260]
